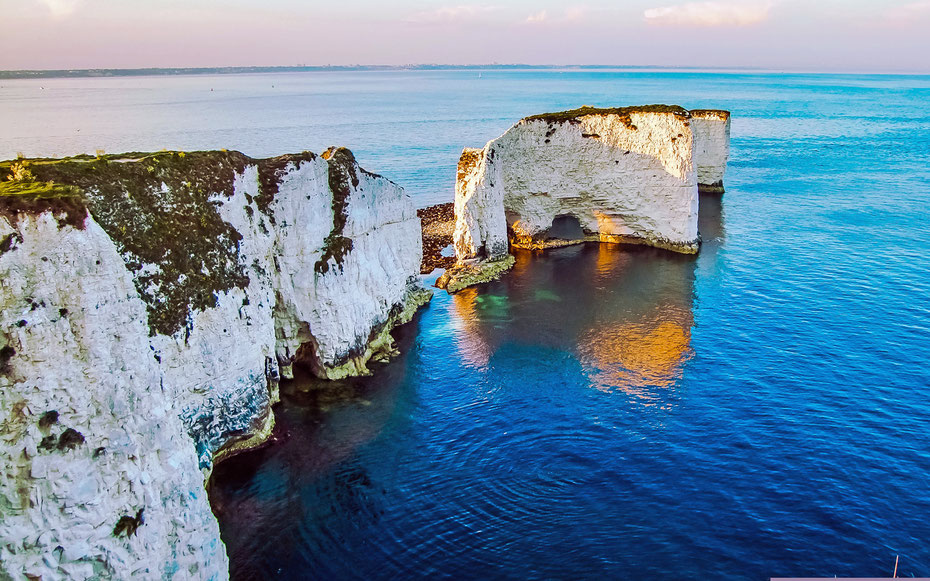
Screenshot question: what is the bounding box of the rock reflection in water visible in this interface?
[451,242,697,403]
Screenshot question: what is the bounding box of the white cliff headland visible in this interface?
[439,105,730,293]
[0,149,429,580]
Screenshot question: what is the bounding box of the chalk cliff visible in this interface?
[442,105,730,292]
[0,149,428,580]
[690,109,731,193]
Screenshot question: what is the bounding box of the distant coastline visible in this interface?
[6,64,919,80]
[2,64,927,80]
[0,64,703,79]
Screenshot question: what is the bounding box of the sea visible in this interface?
[3,69,930,580]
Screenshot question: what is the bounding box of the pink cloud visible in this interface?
[885,1,930,24]
[406,5,501,24]
[644,1,775,27]
[36,0,83,18]
[524,6,589,25]
[525,10,548,23]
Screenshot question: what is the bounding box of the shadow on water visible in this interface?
[698,191,725,245]
[210,316,425,580]
[211,203,725,580]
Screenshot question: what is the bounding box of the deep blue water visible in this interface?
[5,70,930,579]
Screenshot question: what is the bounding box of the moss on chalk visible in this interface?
[0,146,378,338]
[524,105,690,130]
[57,427,85,451]
[255,150,318,219]
[689,109,730,120]
[0,151,252,337]
[314,147,358,275]
[0,231,23,254]
[0,344,14,374]
[0,173,88,230]
[38,410,59,430]
[113,508,144,538]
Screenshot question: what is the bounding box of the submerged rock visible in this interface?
[445,105,730,292]
[0,148,428,579]
[436,255,516,294]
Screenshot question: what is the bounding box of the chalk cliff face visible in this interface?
[444,105,730,292]
[0,149,427,580]
[690,110,731,193]
[453,106,703,264]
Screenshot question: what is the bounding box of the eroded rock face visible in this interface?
[445,105,730,292]
[453,106,704,264]
[0,149,427,580]
[690,110,731,193]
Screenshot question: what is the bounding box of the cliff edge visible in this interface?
[0,149,428,579]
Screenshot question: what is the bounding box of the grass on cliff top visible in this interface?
[0,179,83,199]
[1,151,254,337]
[0,169,88,230]
[0,148,365,338]
[0,150,313,338]
[689,109,731,119]
[523,104,690,125]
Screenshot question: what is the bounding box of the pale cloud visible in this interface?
[885,1,930,23]
[564,6,588,21]
[37,0,83,17]
[524,6,588,25]
[526,10,548,23]
[406,5,501,24]
[644,1,775,27]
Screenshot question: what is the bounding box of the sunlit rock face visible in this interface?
[0,149,426,580]
[690,110,731,193]
[445,105,731,293]
[453,106,717,265]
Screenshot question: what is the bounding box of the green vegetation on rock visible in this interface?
[689,109,731,119]
[524,105,690,130]
[315,147,358,275]
[0,151,255,337]
[437,255,517,293]
[0,161,87,230]
[0,147,368,338]
[0,151,309,338]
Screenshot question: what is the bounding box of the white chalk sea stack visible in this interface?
[690,109,731,194]
[441,105,730,292]
[0,148,428,580]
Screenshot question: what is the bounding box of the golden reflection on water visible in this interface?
[449,287,493,369]
[580,243,694,401]
[578,309,693,398]
[446,231,707,405]
[588,246,694,403]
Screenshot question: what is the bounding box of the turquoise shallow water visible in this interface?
[4,70,930,579]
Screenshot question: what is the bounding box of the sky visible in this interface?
[2,0,930,72]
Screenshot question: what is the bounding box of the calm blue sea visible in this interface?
[4,70,930,579]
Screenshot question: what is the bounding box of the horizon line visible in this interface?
[3,64,930,79]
